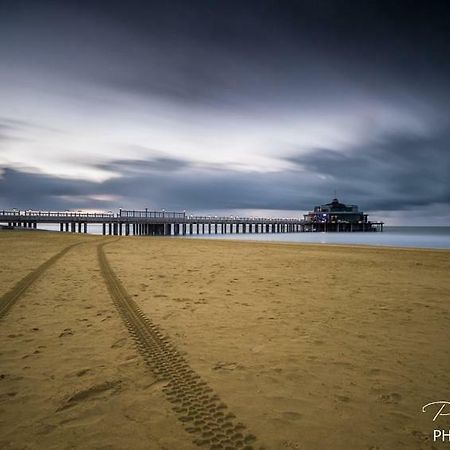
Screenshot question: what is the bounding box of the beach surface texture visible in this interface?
[0,231,449,450]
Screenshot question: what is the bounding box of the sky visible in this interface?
[0,0,449,224]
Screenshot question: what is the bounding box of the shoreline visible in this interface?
[2,228,450,252]
[182,234,450,252]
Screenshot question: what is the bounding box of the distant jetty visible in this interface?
[303,198,383,232]
[0,200,383,235]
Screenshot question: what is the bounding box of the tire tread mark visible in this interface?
[98,241,259,450]
[0,241,84,320]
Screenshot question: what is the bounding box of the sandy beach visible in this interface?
[1,231,449,450]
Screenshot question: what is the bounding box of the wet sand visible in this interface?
[1,231,449,449]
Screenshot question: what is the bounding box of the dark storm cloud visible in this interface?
[3,0,450,109]
[285,130,450,211]
[94,0,450,111]
[0,167,111,210]
[2,126,448,213]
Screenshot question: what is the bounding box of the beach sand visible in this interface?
[1,231,449,450]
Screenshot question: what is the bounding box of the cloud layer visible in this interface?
[2,126,449,225]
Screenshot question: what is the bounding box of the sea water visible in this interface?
[34,224,450,250]
[187,226,450,250]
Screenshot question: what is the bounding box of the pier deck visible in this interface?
[0,209,383,235]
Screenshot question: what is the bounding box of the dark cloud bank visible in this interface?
[2,129,449,221]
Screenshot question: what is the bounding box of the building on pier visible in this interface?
[303,198,383,232]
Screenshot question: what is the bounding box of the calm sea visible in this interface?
[34,224,450,250]
[187,226,450,250]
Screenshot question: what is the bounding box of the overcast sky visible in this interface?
[1,0,449,224]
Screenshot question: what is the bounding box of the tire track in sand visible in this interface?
[0,241,86,320]
[98,240,260,450]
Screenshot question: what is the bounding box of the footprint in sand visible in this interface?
[57,380,121,411]
[335,394,351,403]
[411,430,430,442]
[194,299,207,304]
[281,411,303,421]
[212,361,243,371]
[282,440,302,449]
[59,328,74,337]
[111,337,127,349]
[379,392,402,404]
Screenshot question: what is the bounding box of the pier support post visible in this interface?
[102,223,106,235]
[60,223,63,232]
[83,223,87,233]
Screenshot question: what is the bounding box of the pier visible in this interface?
[0,209,305,236]
[0,202,383,235]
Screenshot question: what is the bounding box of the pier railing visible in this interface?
[119,209,185,219]
[0,208,382,234]
[0,210,114,218]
